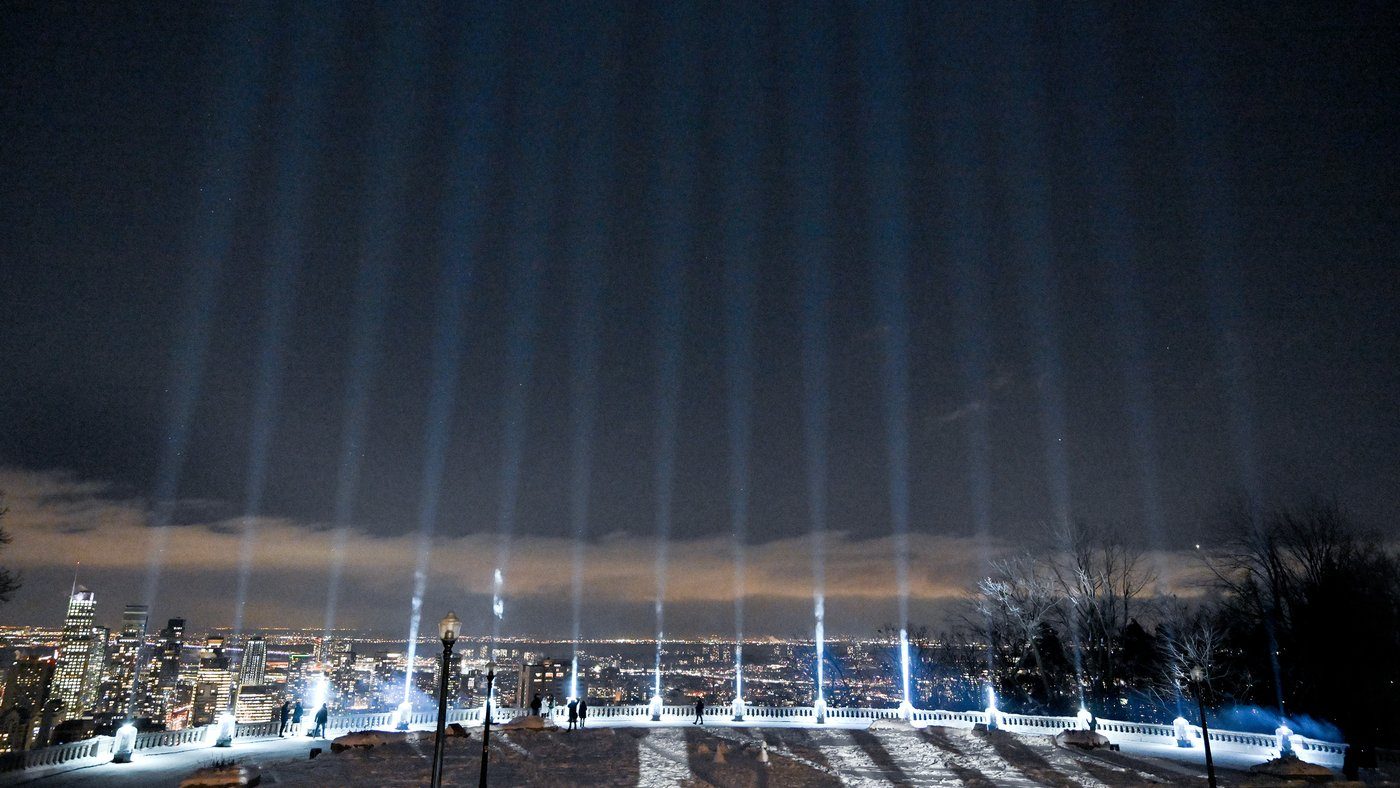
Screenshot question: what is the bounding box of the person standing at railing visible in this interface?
[289,701,303,736]
[279,700,292,737]
[312,705,328,738]
[567,698,578,731]
[693,697,705,725]
[578,698,588,729]
[530,693,543,717]
[546,692,555,718]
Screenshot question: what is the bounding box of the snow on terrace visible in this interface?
[8,723,1269,787]
[260,725,1261,787]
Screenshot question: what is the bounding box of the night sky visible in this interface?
[1,2,1397,637]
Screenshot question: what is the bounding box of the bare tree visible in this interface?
[1202,499,1400,744]
[1157,601,1226,695]
[975,555,1063,704]
[0,492,19,604]
[1047,521,1156,706]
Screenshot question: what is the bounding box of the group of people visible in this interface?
[278,699,329,738]
[529,692,591,731]
[272,690,709,738]
[527,692,709,728]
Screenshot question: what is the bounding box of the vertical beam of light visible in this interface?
[566,12,612,684]
[1065,6,1169,555]
[997,8,1073,533]
[859,4,914,707]
[399,4,501,704]
[1158,2,1276,710]
[899,628,913,712]
[925,5,1000,686]
[719,2,760,706]
[1159,4,1261,502]
[140,9,272,610]
[230,4,338,641]
[993,4,1088,697]
[321,4,427,641]
[1066,10,1178,711]
[790,3,834,709]
[650,2,698,709]
[489,11,561,647]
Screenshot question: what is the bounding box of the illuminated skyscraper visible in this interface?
[0,651,58,752]
[192,637,233,726]
[239,636,267,688]
[233,685,277,723]
[52,588,97,718]
[3,653,55,714]
[82,626,108,712]
[157,618,186,689]
[97,604,149,717]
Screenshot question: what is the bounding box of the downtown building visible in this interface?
[239,636,268,688]
[517,659,571,708]
[51,588,98,719]
[191,636,234,726]
[95,604,149,721]
[139,617,188,728]
[233,685,278,723]
[0,652,58,752]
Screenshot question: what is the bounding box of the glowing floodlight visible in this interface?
[395,699,412,731]
[214,712,236,747]
[308,674,329,715]
[814,697,827,724]
[1174,716,1193,747]
[649,695,663,722]
[731,696,746,722]
[1077,707,1093,731]
[898,628,913,717]
[1276,723,1294,756]
[112,722,138,763]
[985,687,1000,731]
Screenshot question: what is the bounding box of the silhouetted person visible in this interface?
[577,697,588,728]
[290,701,303,735]
[567,699,578,731]
[693,698,705,725]
[530,693,542,717]
[312,705,328,738]
[279,701,292,736]
[546,693,555,717]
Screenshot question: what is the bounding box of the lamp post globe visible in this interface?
[430,612,462,788]
[440,611,462,646]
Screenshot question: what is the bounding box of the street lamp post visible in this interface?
[478,660,496,788]
[430,612,462,788]
[1190,667,1218,788]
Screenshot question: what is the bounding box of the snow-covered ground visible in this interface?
[3,722,1290,787]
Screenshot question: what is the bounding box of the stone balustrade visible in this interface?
[0,704,1349,774]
